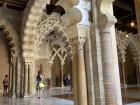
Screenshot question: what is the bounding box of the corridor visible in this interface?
[0,86,140,105]
[0,87,73,105]
[0,97,73,105]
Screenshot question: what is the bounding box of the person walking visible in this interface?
[36,71,45,98]
[3,74,9,97]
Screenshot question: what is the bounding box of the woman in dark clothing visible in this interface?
[3,74,8,96]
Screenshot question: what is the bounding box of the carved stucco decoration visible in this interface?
[116,30,140,63]
[22,0,81,60]
[35,12,72,61]
[50,47,68,64]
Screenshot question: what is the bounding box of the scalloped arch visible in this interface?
[0,15,19,55]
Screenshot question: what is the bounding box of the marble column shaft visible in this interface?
[99,14,120,105]
[24,63,29,95]
[61,63,64,87]
[12,57,17,97]
[120,61,127,103]
[8,63,12,94]
[28,61,36,95]
[76,40,88,105]
[71,37,88,105]
[72,45,79,105]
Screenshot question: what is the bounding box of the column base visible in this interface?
[12,93,16,98]
[24,93,35,98]
[24,93,29,97]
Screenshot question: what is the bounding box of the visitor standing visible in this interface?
[36,71,45,98]
[3,74,9,97]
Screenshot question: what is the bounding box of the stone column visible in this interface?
[12,56,17,97]
[71,37,88,105]
[77,37,88,105]
[28,61,36,96]
[71,42,79,105]
[61,62,64,87]
[48,62,53,94]
[48,61,53,79]
[134,58,140,85]
[8,62,12,95]
[134,0,140,42]
[120,61,127,103]
[20,59,25,97]
[137,58,140,86]
[24,62,29,96]
[99,14,122,105]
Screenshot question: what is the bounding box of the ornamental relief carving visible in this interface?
[116,30,140,62]
[36,12,63,36]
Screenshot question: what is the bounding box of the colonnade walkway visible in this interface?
[0,87,140,105]
[0,87,73,105]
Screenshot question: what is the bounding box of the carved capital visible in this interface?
[98,14,117,30]
[70,36,86,53]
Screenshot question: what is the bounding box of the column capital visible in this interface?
[118,56,126,63]
[70,36,86,53]
[70,36,86,45]
[24,57,34,64]
[48,61,53,65]
[98,14,117,30]
[61,62,65,66]
[11,55,18,63]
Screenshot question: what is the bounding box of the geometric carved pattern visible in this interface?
[35,11,72,61]
[116,30,140,62]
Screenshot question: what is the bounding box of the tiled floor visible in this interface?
[126,103,140,105]
[0,97,73,105]
[0,87,73,105]
[0,86,140,105]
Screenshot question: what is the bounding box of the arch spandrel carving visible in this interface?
[22,0,82,61]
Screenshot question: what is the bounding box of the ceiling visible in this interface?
[0,0,138,34]
[113,0,138,34]
[0,0,28,11]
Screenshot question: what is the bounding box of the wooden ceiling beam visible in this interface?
[7,3,25,7]
[7,0,26,5]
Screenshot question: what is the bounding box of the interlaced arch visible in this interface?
[22,0,81,60]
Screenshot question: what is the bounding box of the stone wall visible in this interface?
[0,38,9,93]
